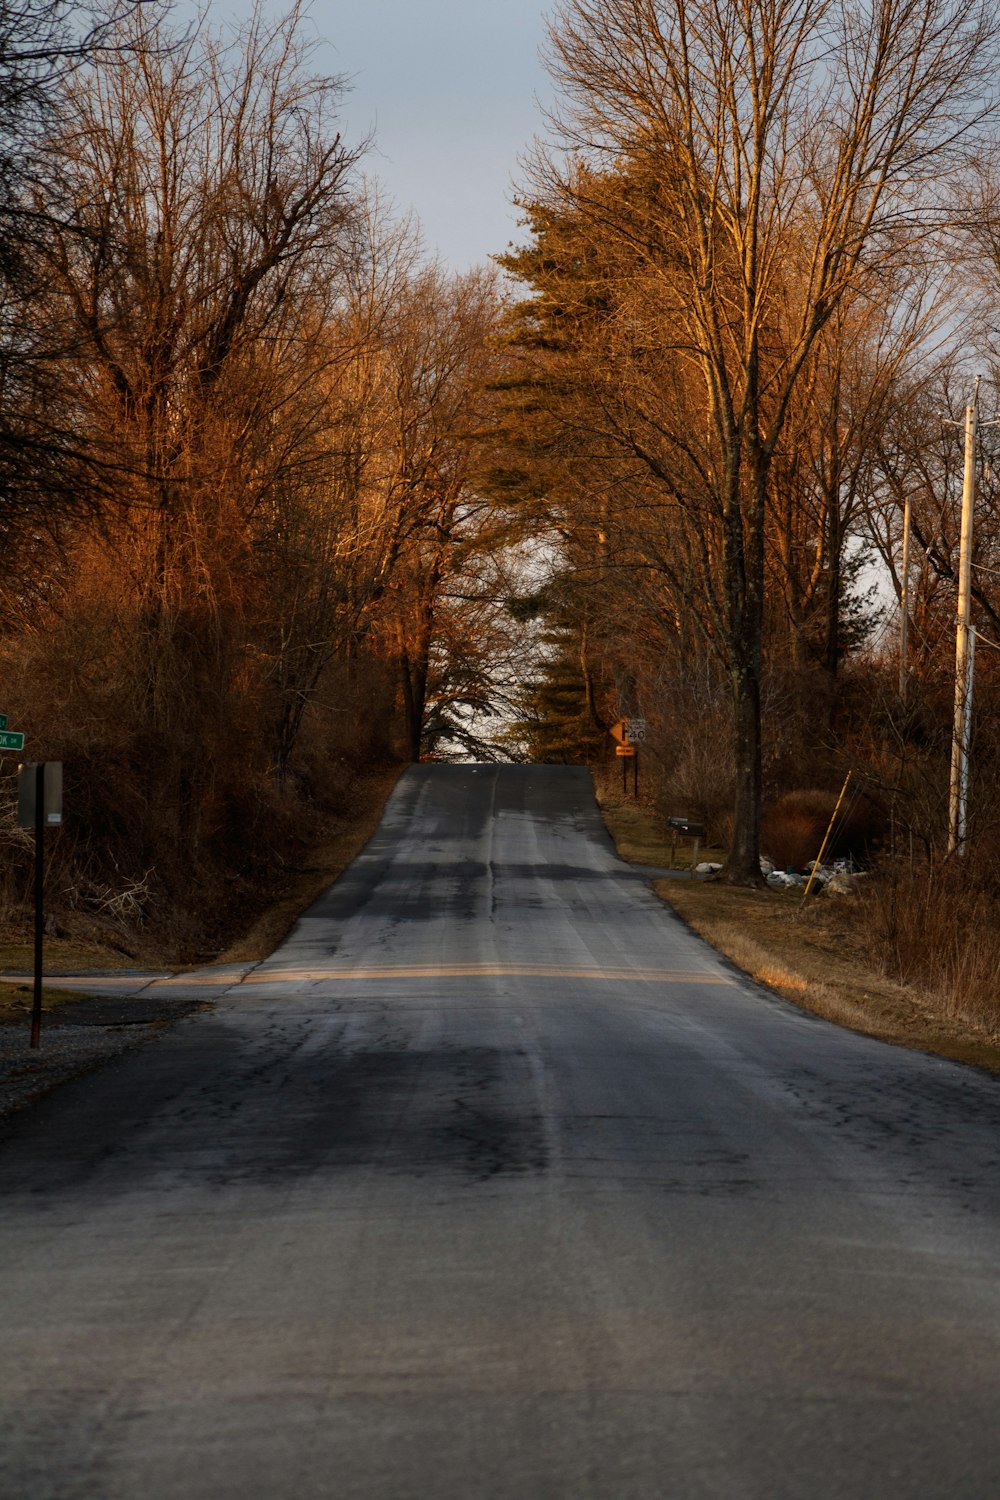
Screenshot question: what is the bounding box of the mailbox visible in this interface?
[667,816,705,839]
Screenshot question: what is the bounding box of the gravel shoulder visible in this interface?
[0,994,206,1122]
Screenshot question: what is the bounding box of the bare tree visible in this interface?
[256,195,424,782]
[27,2,367,854]
[0,1,163,580]
[40,7,361,620]
[366,265,504,759]
[533,0,1000,880]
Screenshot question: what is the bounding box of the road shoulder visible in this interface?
[593,767,1000,1076]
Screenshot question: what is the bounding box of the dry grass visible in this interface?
[0,979,102,1022]
[0,935,147,1021]
[0,936,144,973]
[593,768,1000,1075]
[591,762,726,868]
[863,861,1000,1033]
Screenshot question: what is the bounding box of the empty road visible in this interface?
[2,765,1000,1498]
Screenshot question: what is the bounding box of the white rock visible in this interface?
[759,856,775,876]
[694,861,723,880]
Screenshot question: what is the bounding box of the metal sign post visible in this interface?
[17,762,63,1048]
[628,719,644,798]
[611,717,643,798]
[31,764,43,1047]
[615,743,636,791]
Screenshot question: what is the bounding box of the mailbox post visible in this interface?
[667,816,706,871]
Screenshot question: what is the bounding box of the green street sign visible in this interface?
[0,713,7,730]
[0,730,24,751]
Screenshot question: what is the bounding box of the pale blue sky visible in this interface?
[304,1,555,268]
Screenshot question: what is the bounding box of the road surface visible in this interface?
[1,764,1000,1499]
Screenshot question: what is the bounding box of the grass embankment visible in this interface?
[0,764,405,1021]
[0,975,107,1022]
[217,763,404,964]
[596,790,727,870]
[593,767,1000,1075]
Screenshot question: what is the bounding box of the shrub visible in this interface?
[862,858,1000,1032]
[761,786,886,872]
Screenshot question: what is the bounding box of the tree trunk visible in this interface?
[579,620,604,731]
[824,495,842,681]
[726,659,763,884]
[399,620,431,763]
[398,648,418,761]
[722,454,766,886]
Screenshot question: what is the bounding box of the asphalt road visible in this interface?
[2,764,1000,1500]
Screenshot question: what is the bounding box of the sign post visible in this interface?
[18,763,62,1048]
[627,719,646,797]
[615,741,636,792]
[611,717,642,797]
[31,764,43,1047]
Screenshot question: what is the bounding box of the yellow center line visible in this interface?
[40,964,736,989]
[239,964,735,985]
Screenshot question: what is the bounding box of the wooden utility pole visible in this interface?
[948,381,979,857]
[899,492,911,703]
